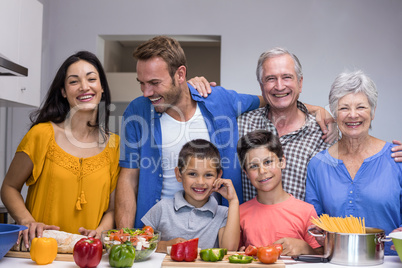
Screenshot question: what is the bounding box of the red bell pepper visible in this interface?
[73,237,103,268]
[170,238,199,262]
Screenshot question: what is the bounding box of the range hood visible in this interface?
[0,54,28,77]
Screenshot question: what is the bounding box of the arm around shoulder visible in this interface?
[392,140,402,163]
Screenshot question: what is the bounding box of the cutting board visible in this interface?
[162,251,285,267]
[5,251,75,262]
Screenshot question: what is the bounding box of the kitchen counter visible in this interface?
[1,253,401,268]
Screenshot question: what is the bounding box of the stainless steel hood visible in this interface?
[0,54,28,77]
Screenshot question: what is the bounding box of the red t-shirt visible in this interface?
[239,195,320,249]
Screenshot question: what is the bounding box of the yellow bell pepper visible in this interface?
[30,237,58,265]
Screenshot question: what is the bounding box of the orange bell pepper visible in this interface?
[30,237,58,265]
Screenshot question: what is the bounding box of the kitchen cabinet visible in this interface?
[0,0,43,107]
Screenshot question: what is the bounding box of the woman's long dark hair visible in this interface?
[30,51,112,139]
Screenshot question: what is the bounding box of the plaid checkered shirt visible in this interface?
[237,101,331,202]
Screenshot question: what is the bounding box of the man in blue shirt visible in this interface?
[115,36,264,228]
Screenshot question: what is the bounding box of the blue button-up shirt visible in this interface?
[120,84,259,227]
[305,142,402,255]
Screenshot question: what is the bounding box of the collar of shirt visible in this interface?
[150,83,204,120]
[263,100,317,138]
[173,190,219,216]
[263,100,309,117]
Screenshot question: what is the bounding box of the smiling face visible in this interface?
[336,92,373,139]
[244,146,285,194]
[175,156,221,208]
[260,54,302,111]
[136,56,183,114]
[62,60,103,111]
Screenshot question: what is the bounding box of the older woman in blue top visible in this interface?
[305,70,402,256]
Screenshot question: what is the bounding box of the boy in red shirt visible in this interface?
[237,130,322,256]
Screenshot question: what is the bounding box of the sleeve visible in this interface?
[16,123,52,186]
[303,206,321,249]
[214,86,260,117]
[141,201,163,230]
[305,158,324,216]
[108,133,121,192]
[119,99,144,168]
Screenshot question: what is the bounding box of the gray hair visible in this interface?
[329,70,378,119]
[256,47,303,84]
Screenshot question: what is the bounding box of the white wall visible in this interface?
[35,0,402,142]
[7,0,400,151]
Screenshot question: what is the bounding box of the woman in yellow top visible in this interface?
[1,51,120,249]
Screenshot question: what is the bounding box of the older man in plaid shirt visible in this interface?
[238,47,333,202]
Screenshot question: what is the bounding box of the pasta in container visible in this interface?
[311,214,366,234]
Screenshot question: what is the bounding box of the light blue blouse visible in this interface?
[305,142,402,255]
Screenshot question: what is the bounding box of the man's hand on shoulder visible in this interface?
[305,103,338,144]
[188,76,216,97]
[392,140,402,163]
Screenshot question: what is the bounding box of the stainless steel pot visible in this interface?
[295,227,391,266]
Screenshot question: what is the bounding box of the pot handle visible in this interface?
[307,226,326,238]
[380,236,393,243]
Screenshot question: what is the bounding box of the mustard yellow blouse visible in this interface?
[17,122,120,234]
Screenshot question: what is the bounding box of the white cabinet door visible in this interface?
[0,0,20,104]
[17,0,43,106]
[0,0,20,58]
[0,0,43,107]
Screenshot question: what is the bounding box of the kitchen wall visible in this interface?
[38,0,401,141]
[2,0,402,204]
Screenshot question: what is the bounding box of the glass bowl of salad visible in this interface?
[101,226,160,262]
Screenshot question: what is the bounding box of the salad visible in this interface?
[101,226,160,261]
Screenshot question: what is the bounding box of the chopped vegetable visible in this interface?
[199,248,226,262]
[245,245,258,256]
[103,227,159,262]
[170,238,199,262]
[228,254,254,263]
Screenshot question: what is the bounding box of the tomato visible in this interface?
[142,226,154,240]
[142,226,154,234]
[144,230,154,240]
[272,243,283,257]
[130,236,139,246]
[257,245,278,264]
[110,232,129,242]
[245,245,258,256]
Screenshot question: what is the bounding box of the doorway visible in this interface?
[99,35,221,135]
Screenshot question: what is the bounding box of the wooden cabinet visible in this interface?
[0,0,43,107]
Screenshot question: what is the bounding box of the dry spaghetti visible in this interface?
[310,214,366,234]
